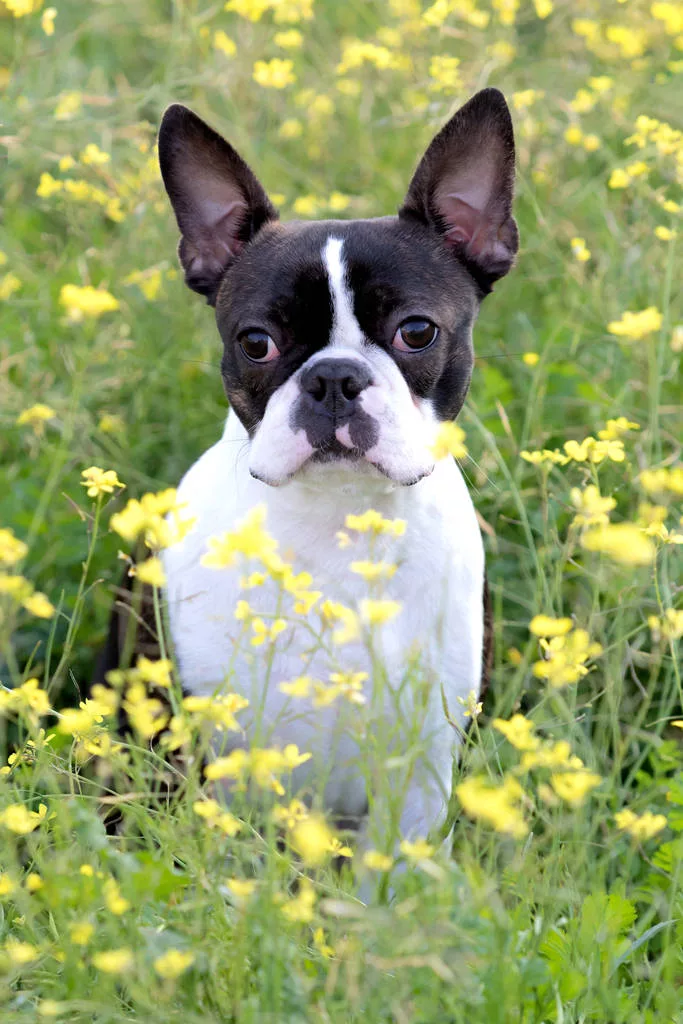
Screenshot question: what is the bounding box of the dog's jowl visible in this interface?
[157,88,518,843]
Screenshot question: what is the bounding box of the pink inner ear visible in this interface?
[440,193,486,252]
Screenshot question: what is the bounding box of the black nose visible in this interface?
[300,358,373,418]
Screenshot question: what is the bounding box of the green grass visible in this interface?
[1,0,682,1020]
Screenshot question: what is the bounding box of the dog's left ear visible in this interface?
[399,88,518,292]
[158,104,278,304]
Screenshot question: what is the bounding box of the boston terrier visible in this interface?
[156,88,517,846]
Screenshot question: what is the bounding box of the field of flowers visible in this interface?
[1,0,682,1019]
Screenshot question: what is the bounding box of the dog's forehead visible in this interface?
[216,216,478,329]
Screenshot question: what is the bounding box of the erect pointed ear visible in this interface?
[158,104,278,305]
[399,88,518,292]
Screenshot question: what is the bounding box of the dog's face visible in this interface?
[159,90,518,487]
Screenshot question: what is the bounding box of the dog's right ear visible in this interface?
[158,104,278,305]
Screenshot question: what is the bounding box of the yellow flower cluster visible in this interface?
[522,435,625,466]
[639,466,683,497]
[111,488,195,550]
[253,58,297,88]
[0,565,55,620]
[59,284,119,321]
[456,775,527,838]
[81,466,125,499]
[205,743,311,794]
[494,715,603,807]
[0,678,51,724]
[279,670,367,707]
[16,403,55,436]
[615,808,667,841]
[582,522,656,566]
[431,421,468,461]
[607,306,663,341]
[193,798,242,836]
[531,618,602,688]
[648,608,683,641]
[37,174,124,223]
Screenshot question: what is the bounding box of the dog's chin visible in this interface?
[250,438,434,490]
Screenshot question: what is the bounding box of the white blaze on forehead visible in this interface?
[322,236,365,351]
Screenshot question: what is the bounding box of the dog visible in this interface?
[148,87,517,847]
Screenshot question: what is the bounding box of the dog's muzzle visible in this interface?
[291,357,380,454]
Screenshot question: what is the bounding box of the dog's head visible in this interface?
[158,89,518,487]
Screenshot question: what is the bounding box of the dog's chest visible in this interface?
[163,416,484,772]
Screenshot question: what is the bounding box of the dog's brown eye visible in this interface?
[239,330,279,363]
[392,318,438,352]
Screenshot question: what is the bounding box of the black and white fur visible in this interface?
[158,89,517,844]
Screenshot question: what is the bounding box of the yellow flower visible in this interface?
[570,485,616,528]
[279,879,316,922]
[22,592,55,618]
[274,29,303,48]
[655,225,677,241]
[104,878,130,915]
[41,6,57,34]
[570,237,591,262]
[529,615,573,637]
[428,55,461,92]
[493,714,540,751]
[533,0,552,17]
[565,126,583,146]
[607,307,663,341]
[202,505,277,568]
[59,284,119,321]
[134,557,166,587]
[81,466,125,498]
[400,838,434,859]
[363,850,394,871]
[431,421,467,461]
[253,58,296,89]
[328,191,350,212]
[193,799,242,836]
[456,775,527,838]
[250,616,287,646]
[290,814,334,865]
[69,920,95,946]
[359,598,402,626]
[292,194,321,217]
[153,949,195,979]
[0,271,20,301]
[313,926,334,958]
[349,560,397,582]
[224,0,270,20]
[25,872,43,892]
[111,488,195,550]
[4,939,39,965]
[582,134,601,152]
[550,770,602,805]
[16,403,55,436]
[520,448,568,465]
[80,143,110,166]
[182,691,248,731]
[608,168,631,189]
[615,808,667,840]
[533,628,602,688]
[214,30,237,56]
[581,523,656,566]
[54,91,82,120]
[597,417,639,440]
[279,675,313,698]
[0,528,28,566]
[226,877,257,901]
[345,510,406,536]
[93,948,134,974]
[639,467,683,497]
[648,609,683,641]
[0,802,48,835]
[0,874,16,897]
[522,352,539,366]
[279,118,303,140]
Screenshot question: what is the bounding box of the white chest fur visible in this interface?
[163,411,484,836]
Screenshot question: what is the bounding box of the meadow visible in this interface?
[1,0,682,1019]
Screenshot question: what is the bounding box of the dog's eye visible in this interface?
[239,330,279,363]
[392,318,438,352]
